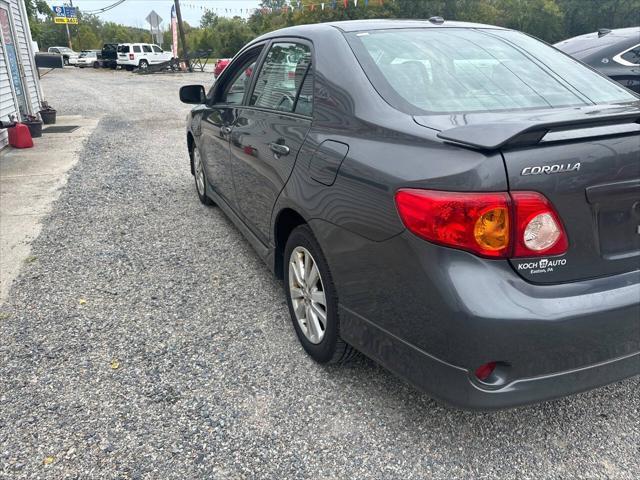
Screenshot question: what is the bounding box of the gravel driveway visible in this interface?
[0,68,638,479]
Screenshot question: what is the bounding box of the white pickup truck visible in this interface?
[47,46,79,66]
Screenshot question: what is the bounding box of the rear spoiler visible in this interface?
[435,111,640,150]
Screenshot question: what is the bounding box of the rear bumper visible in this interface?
[311,221,640,409]
[341,305,639,409]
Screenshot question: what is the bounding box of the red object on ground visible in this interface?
[8,123,34,148]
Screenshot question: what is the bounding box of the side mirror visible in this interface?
[180,85,206,104]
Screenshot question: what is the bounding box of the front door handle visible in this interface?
[269,142,290,156]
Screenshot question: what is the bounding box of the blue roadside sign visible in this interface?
[52,5,78,24]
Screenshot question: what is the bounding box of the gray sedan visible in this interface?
[180,19,640,409]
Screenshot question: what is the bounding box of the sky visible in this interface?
[46,1,262,29]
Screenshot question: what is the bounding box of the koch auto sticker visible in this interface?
[517,258,567,274]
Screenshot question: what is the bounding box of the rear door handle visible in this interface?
[269,142,290,156]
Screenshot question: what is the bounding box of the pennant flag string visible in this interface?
[178,0,385,18]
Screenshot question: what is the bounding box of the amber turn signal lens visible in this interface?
[473,207,509,251]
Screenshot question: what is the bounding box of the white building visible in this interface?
[0,0,43,148]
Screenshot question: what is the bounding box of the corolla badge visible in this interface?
[521,163,581,176]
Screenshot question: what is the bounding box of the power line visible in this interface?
[82,0,128,14]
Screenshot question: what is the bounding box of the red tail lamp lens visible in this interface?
[395,189,568,259]
[511,192,568,257]
[395,189,511,258]
[475,362,497,381]
[129,53,134,60]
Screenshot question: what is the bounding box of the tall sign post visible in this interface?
[146,10,162,46]
[52,2,78,49]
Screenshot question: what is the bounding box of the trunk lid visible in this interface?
[416,103,640,283]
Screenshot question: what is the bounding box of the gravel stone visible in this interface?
[0,68,638,479]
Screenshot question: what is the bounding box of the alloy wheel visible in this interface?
[193,148,205,196]
[288,246,328,344]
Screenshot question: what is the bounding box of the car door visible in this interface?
[198,45,265,207]
[141,44,153,63]
[152,45,167,62]
[229,40,314,244]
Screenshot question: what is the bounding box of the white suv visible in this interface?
[117,43,173,70]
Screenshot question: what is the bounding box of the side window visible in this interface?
[133,45,141,53]
[620,46,640,65]
[152,45,162,53]
[294,64,313,116]
[250,42,311,113]
[218,58,258,105]
[142,45,152,53]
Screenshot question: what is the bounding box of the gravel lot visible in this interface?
[1,68,638,479]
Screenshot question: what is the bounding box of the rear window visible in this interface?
[349,28,637,113]
[620,46,640,65]
[117,45,129,53]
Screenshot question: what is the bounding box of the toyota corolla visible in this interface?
[179,19,640,409]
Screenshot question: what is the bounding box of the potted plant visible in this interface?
[39,101,57,125]
[23,114,43,138]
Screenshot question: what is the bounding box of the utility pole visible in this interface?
[173,0,191,72]
[64,0,73,49]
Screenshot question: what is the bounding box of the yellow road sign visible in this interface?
[54,17,78,24]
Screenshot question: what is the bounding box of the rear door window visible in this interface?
[620,46,640,65]
[142,45,152,53]
[294,64,313,116]
[250,42,312,113]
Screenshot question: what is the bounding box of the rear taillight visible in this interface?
[395,189,510,258]
[511,191,568,257]
[395,189,568,259]
[129,53,134,60]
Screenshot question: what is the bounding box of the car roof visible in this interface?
[327,19,507,32]
[254,18,507,41]
[554,27,640,57]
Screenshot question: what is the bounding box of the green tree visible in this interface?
[495,0,564,42]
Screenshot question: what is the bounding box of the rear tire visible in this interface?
[139,59,149,71]
[63,57,69,66]
[284,225,356,364]
[191,146,213,206]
